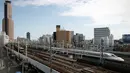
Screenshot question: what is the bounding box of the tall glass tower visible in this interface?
[2,0,14,41]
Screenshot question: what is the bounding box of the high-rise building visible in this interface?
[26,32,30,40]
[56,25,60,32]
[94,27,110,45]
[53,32,56,41]
[2,0,14,41]
[73,33,85,43]
[122,34,130,44]
[55,25,73,48]
[38,34,52,45]
[100,34,114,51]
[109,34,114,46]
[100,36,109,47]
[17,37,27,43]
[73,33,85,47]
[56,30,72,43]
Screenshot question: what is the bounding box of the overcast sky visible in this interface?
[0,0,130,40]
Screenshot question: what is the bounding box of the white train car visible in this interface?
[53,48,124,62]
[83,50,124,62]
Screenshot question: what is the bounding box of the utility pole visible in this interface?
[22,41,28,73]
[36,41,37,49]
[18,41,19,53]
[100,39,104,65]
[7,62,9,73]
[0,46,2,59]
[7,46,8,58]
[74,41,76,59]
[25,41,27,56]
[22,63,24,73]
[11,43,14,58]
[49,37,52,73]
[63,40,64,49]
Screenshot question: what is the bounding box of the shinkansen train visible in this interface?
[52,48,124,62]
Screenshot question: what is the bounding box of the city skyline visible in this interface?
[0,0,130,40]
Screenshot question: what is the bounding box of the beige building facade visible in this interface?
[2,0,14,41]
[56,25,73,48]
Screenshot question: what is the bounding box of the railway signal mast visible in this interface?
[17,41,19,53]
[49,37,52,73]
[25,41,28,56]
[100,38,104,65]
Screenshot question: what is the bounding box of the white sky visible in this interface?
[13,0,130,39]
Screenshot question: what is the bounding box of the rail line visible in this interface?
[27,48,119,73]
[27,50,84,73]
[6,44,120,73]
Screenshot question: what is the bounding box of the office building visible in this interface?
[73,33,85,43]
[45,35,53,45]
[17,37,27,43]
[55,25,73,48]
[70,31,74,43]
[98,34,114,51]
[109,34,114,46]
[94,27,110,45]
[2,0,14,41]
[100,36,109,47]
[26,32,30,40]
[53,32,56,41]
[39,34,53,45]
[122,34,130,44]
[56,25,60,32]
[73,33,85,47]
[101,34,114,47]
[56,30,72,43]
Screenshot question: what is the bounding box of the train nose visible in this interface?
[118,57,124,62]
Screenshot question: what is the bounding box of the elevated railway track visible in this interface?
[5,43,121,73]
[27,48,119,73]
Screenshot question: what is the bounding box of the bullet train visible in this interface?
[52,48,124,62]
[81,50,124,62]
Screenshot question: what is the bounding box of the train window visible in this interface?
[87,52,100,56]
[107,53,117,57]
[103,54,109,57]
[111,54,117,57]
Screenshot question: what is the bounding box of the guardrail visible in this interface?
[5,46,59,73]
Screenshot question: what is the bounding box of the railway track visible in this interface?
[27,50,84,73]
[5,44,120,73]
[27,49,119,73]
